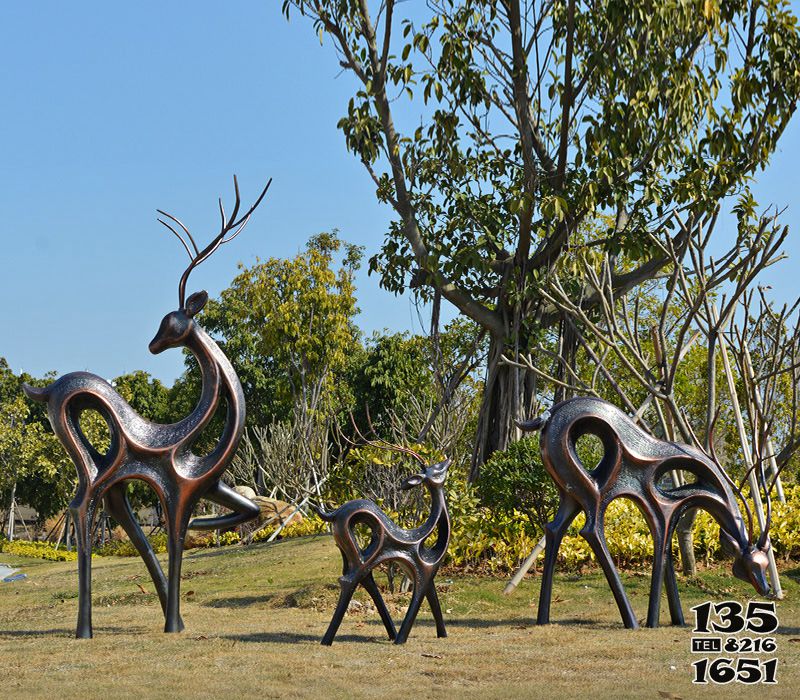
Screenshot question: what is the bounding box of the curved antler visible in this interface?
[158,175,272,307]
[344,407,427,466]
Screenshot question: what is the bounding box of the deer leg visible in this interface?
[70,496,98,639]
[581,515,638,629]
[395,575,426,645]
[362,571,397,641]
[664,522,684,626]
[164,500,190,634]
[425,582,447,638]
[646,521,668,628]
[322,577,358,646]
[187,481,261,531]
[103,483,179,627]
[538,496,581,625]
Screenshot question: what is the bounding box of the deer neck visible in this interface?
[704,491,750,552]
[414,484,448,544]
[178,323,245,453]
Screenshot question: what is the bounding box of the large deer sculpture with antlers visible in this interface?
[519,397,772,629]
[315,425,451,645]
[23,176,269,638]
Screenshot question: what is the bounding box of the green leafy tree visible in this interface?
[203,231,364,423]
[283,0,800,473]
[0,362,74,526]
[349,331,432,433]
[112,371,172,424]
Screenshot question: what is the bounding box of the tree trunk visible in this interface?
[471,334,537,480]
[676,509,697,576]
[5,481,16,541]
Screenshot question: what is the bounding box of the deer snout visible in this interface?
[732,548,771,596]
[149,311,191,354]
[149,335,168,354]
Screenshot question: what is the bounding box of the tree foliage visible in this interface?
[283,0,800,467]
[202,231,364,424]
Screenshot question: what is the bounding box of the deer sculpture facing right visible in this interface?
[315,444,451,645]
[520,397,771,629]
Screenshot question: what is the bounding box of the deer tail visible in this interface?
[311,504,337,522]
[516,409,551,432]
[22,383,51,403]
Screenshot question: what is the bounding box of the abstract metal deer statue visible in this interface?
[315,432,451,645]
[519,396,772,629]
[23,176,269,638]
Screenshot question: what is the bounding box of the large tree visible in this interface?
[283,0,800,472]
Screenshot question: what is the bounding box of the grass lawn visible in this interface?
[1,535,798,699]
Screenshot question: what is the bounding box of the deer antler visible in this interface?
[345,407,427,466]
[158,175,272,307]
[702,409,755,547]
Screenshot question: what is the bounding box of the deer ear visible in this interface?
[185,290,209,317]
[401,474,424,490]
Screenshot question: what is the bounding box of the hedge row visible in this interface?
[4,487,798,573]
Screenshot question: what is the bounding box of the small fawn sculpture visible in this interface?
[315,442,451,645]
[23,176,269,638]
[520,396,771,629]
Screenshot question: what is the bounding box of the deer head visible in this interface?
[149,176,271,355]
[401,460,451,491]
[705,419,773,596]
[728,537,771,595]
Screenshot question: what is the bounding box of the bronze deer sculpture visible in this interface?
[23,176,269,638]
[519,397,771,629]
[315,434,451,645]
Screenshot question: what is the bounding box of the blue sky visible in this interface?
[0,2,798,384]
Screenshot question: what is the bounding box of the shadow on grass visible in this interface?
[0,626,132,638]
[185,535,330,560]
[204,594,280,608]
[223,630,387,645]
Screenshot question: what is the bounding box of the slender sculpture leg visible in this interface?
[664,523,684,626]
[187,481,261,531]
[425,583,447,638]
[538,496,581,625]
[395,577,426,645]
[103,483,180,626]
[70,498,97,639]
[646,523,667,628]
[581,516,639,629]
[322,578,358,646]
[164,502,189,633]
[362,572,397,640]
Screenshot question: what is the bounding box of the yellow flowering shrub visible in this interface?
[0,539,78,562]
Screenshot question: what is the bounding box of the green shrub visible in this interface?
[447,478,541,573]
[477,436,558,537]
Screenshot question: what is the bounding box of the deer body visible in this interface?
[521,397,770,629]
[23,177,268,638]
[316,460,451,645]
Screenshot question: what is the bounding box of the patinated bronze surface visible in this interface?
[315,459,451,645]
[520,397,771,629]
[23,177,269,638]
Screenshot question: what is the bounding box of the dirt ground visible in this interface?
[1,535,797,699]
